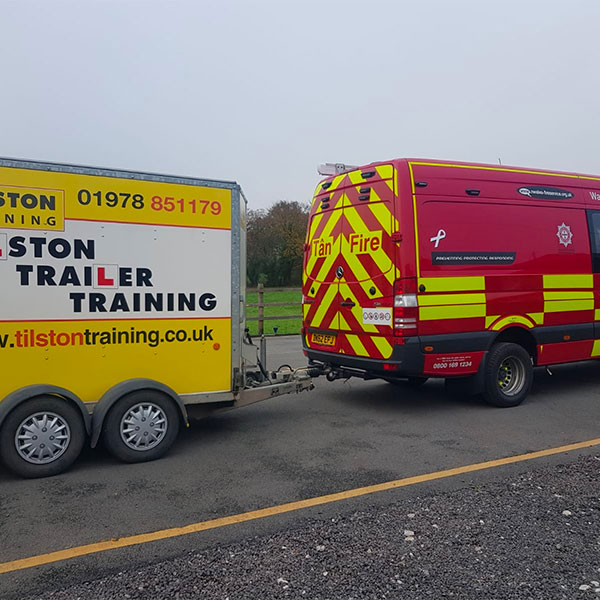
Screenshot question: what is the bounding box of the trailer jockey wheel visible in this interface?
[483,343,533,407]
[0,396,86,478]
[102,390,180,463]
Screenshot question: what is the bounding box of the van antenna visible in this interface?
[498,158,502,165]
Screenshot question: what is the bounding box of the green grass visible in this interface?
[246,289,302,336]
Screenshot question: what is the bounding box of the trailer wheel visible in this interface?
[0,396,86,478]
[102,390,180,463]
[483,343,533,407]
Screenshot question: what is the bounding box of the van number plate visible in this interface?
[312,333,336,346]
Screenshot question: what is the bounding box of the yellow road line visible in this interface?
[2,437,600,575]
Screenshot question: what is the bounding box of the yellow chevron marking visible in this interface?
[592,340,600,357]
[544,300,594,313]
[372,335,393,359]
[543,274,593,288]
[338,283,378,333]
[418,293,486,307]
[310,283,339,328]
[348,170,363,185]
[527,312,544,325]
[344,205,392,276]
[303,304,310,319]
[490,315,535,331]
[311,210,343,282]
[339,313,350,331]
[375,165,394,179]
[419,304,486,321]
[418,276,486,292]
[595,309,600,321]
[543,291,593,301]
[345,333,368,356]
[369,200,398,233]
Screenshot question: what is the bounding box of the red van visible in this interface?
[302,159,600,406]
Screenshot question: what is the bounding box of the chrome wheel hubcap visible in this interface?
[497,356,525,396]
[120,403,168,451]
[15,412,71,464]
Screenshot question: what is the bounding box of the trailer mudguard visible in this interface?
[90,379,188,448]
[0,384,92,434]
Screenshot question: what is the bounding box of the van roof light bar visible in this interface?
[317,163,358,176]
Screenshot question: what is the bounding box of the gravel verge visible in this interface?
[24,454,600,600]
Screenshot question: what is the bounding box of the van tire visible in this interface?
[483,343,533,407]
[0,396,86,478]
[102,390,180,463]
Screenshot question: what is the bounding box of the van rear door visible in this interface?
[337,165,397,359]
[303,165,398,359]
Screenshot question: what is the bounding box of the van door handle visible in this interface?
[340,300,356,307]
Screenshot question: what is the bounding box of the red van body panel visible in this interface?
[303,158,600,381]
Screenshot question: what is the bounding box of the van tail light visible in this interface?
[393,277,418,337]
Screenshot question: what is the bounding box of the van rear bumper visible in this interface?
[303,335,425,376]
[303,330,494,378]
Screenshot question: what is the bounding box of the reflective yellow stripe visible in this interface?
[312,212,343,283]
[338,283,378,333]
[343,205,392,288]
[596,309,600,320]
[375,164,394,180]
[369,200,399,234]
[592,340,600,357]
[338,314,350,331]
[527,312,544,325]
[544,299,594,313]
[490,315,535,331]
[345,333,368,356]
[303,304,310,319]
[485,315,501,328]
[409,161,580,180]
[418,276,486,292]
[348,171,363,185]
[419,304,486,321]
[372,335,393,359]
[311,284,338,328]
[543,274,593,288]
[409,163,420,278]
[543,291,593,300]
[418,293,486,307]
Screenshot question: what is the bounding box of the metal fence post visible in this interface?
[257,283,264,336]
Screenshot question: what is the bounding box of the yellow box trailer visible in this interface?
[0,159,314,478]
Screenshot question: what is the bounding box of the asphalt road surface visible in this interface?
[1,335,600,599]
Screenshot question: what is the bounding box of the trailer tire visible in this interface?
[102,390,180,463]
[0,396,86,478]
[483,343,533,407]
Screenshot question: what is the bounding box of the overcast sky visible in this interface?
[1,0,599,209]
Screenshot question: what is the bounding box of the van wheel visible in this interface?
[102,390,180,463]
[483,343,533,407]
[0,396,86,478]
